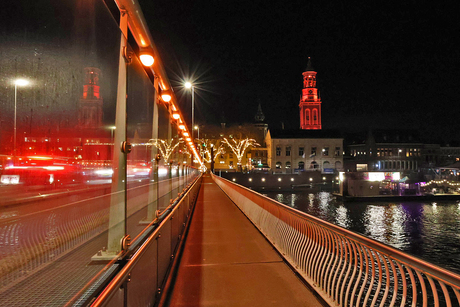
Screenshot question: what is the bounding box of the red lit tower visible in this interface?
[299,58,321,130]
[78,67,103,128]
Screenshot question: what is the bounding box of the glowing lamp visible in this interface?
[139,54,154,66]
[15,79,30,86]
[179,124,186,130]
[185,81,192,89]
[172,113,180,120]
[183,132,189,137]
[161,93,172,102]
[186,138,191,142]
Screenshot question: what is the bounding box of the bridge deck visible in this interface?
[165,174,325,306]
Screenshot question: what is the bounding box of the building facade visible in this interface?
[346,130,425,173]
[266,129,343,174]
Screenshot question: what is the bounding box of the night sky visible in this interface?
[139,1,460,143]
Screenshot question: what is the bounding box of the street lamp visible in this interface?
[14,79,29,156]
[194,125,200,139]
[185,81,194,140]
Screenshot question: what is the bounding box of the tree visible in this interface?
[222,137,259,171]
[197,138,225,163]
[149,138,183,163]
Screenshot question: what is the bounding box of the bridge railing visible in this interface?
[0,174,196,291]
[213,174,460,307]
[79,173,202,307]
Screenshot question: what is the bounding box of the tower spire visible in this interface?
[254,101,265,122]
[299,58,322,130]
[306,57,314,71]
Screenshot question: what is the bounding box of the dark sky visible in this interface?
[139,1,460,142]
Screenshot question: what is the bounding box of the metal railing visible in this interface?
[212,174,460,307]
[86,173,202,307]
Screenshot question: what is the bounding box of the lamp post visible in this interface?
[14,79,29,156]
[194,125,200,139]
[185,82,194,140]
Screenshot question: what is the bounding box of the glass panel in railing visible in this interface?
[126,51,155,237]
[0,1,121,306]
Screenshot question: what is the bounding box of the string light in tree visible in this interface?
[197,138,226,163]
[222,137,259,167]
[149,138,183,164]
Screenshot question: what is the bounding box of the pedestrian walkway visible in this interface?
[164,174,326,307]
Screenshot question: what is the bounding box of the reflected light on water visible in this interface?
[364,206,386,243]
[335,205,349,228]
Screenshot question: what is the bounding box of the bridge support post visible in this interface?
[92,11,129,261]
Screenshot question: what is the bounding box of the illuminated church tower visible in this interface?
[299,58,321,130]
[78,67,103,128]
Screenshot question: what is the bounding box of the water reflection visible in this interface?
[264,191,460,274]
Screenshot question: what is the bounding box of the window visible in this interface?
[298,161,305,169]
[276,146,281,156]
[286,161,291,169]
[311,147,317,157]
[322,147,329,156]
[286,146,291,157]
[229,153,234,159]
[299,147,304,157]
[276,161,282,169]
[335,147,340,156]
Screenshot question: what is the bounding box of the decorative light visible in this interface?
[183,132,189,137]
[172,113,180,120]
[179,124,186,130]
[186,138,191,142]
[139,51,154,66]
[161,93,172,102]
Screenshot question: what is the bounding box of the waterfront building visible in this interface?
[265,129,343,174]
[346,130,424,173]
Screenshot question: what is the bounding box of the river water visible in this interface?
[263,191,460,275]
